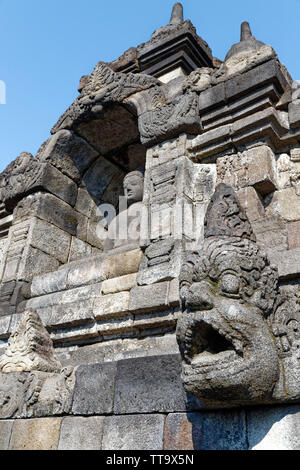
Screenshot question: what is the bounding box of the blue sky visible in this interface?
[0,0,299,173]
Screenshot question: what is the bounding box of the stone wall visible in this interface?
[1,3,300,450]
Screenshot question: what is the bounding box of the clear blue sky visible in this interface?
[0,0,299,173]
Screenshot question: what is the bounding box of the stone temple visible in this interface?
[0,3,300,450]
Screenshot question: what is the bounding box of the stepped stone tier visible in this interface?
[1,3,300,450]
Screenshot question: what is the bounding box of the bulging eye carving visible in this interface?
[219,273,240,296]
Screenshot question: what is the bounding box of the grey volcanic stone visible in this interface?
[164,411,247,450]
[247,405,300,450]
[102,414,165,450]
[58,417,104,450]
[114,354,186,414]
[72,362,117,415]
[0,420,13,450]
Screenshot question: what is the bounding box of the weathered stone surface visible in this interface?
[18,246,60,282]
[50,300,95,328]
[101,273,137,295]
[68,237,93,263]
[13,193,82,237]
[9,418,62,450]
[146,135,187,169]
[37,129,98,183]
[248,406,300,450]
[94,292,130,320]
[83,156,121,204]
[75,187,97,217]
[67,249,143,289]
[291,147,300,163]
[288,221,300,250]
[102,415,165,450]
[237,186,264,222]
[0,315,12,339]
[114,354,186,414]
[31,269,68,297]
[217,146,278,196]
[0,420,13,450]
[0,309,62,373]
[72,362,117,415]
[267,187,300,221]
[129,282,170,314]
[252,216,288,251]
[289,100,300,129]
[58,417,104,450]
[0,153,77,209]
[28,217,72,264]
[268,248,300,280]
[164,411,247,450]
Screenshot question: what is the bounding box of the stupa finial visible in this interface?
[241,21,254,41]
[169,2,184,25]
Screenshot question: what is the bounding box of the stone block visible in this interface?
[268,248,300,280]
[102,415,165,450]
[13,193,79,236]
[29,218,72,264]
[247,405,300,450]
[244,146,278,195]
[18,246,60,282]
[102,249,143,278]
[289,100,300,129]
[267,187,300,221]
[49,299,95,328]
[288,221,300,250]
[0,315,12,339]
[97,315,134,336]
[198,82,226,112]
[58,417,104,450]
[75,187,97,217]
[129,282,170,314]
[237,187,265,222]
[38,129,98,183]
[101,273,137,295]
[168,279,180,307]
[0,420,13,450]
[93,292,130,320]
[114,354,186,414]
[146,135,188,169]
[291,148,300,163]
[217,146,278,195]
[31,269,68,297]
[252,216,288,251]
[9,418,62,450]
[39,163,78,207]
[83,156,121,204]
[68,237,92,263]
[164,411,247,450]
[67,249,142,289]
[225,59,286,101]
[72,362,117,415]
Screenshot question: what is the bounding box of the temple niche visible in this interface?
[0,2,300,451]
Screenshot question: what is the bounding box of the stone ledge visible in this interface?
[268,248,300,280]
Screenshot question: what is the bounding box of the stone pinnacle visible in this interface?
[169,2,184,25]
[241,21,254,41]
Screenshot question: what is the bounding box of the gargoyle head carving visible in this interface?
[177,184,282,407]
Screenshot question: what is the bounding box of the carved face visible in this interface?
[123,173,144,206]
[177,236,280,406]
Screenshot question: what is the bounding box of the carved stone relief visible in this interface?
[177,183,300,408]
[0,309,62,374]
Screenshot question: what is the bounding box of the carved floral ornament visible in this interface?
[176,184,300,408]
